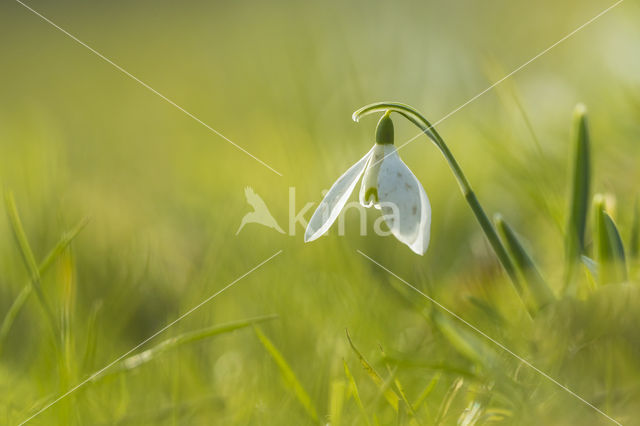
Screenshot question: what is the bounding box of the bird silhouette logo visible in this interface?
[236,187,285,235]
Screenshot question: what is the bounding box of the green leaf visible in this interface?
[3,191,58,341]
[630,198,639,261]
[411,373,440,413]
[580,255,598,291]
[329,379,346,426]
[346,329,400,411]
[0,216,90,354]
[494,214,554,314]
[434,377,464,425]
[95,315,278,380]
[564,104,591,287]
[594,196,627,285]
[254,326,318,422]
[81,301,103,374]
[343,360,371,426]
[466,296,504,326]
[379,345,420,423]
[397,400,407,426]
[432,313,496,368]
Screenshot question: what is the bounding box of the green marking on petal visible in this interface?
[365,187,378,204]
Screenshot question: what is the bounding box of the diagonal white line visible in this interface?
[357,249,622,426]
[13,0,283,177]
[18,250,283,425]
[370,0,624,169]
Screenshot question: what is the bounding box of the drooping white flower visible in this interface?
[304,112,431,255]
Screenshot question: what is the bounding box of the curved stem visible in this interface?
[354,102,522,294]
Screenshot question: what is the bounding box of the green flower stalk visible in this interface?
[351,102,521,293]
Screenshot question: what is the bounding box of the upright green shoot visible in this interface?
[594,197,627,286]
[564,104,590,294]
[494,214,554,315]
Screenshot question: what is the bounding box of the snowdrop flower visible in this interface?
[304,111,431,255]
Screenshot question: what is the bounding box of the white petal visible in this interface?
[304,147,374,242]
[377,145,431,255]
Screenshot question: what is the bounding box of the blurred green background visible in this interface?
[1,0,640,424]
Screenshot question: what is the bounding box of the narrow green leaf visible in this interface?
[397,400,407,426]
[482,408,512,422]
[494,214,554,314]
[594,196,627,285]
[580,255,598,291]
[39,217,91,276]
[581,255,598,278]
[329,380,346,426]
[343,360,371,426]
[99,315,277,378]
[564,104,591,287]
[4,192,39,277]
[434,377,463,425]
[412,373,440,413]
[458,401,484,426]
[0,216,90,353]
[630,198,639,261]
[254,326,318,422]
[379,345,420,424]
[346,329,399,411]
[81,301,103,374]
[466,296,504,326]
[3,191,58,340]
[432,313,496,369]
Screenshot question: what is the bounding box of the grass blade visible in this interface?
[3,191,58,340]
[81,301,103,374]
[344,360,371,426]
[0,216,89,354]
[397,399,407,426]
[630,198,639,262]
[494,214,554,314]
[564,104,591,292]
[329,379,346,426]
[466,296,504,326]
[432,313,496,369]
[379,345,420,423]
[99,315,278,378]
[412,373,440,413]
[594,196,627,285]
[434,377,463,425]
[346,329,399,411]
[458,401,483,426]
[38,217,91,276]
[254,325,318,422]
[580,255,598,291]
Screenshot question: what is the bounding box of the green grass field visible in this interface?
[1,0,640,424]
